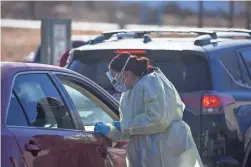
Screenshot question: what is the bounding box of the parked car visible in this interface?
[67,28,251,167]
[24,35,94,65]
[1,62,127,167]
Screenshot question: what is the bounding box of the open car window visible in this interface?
[57,75,118,131]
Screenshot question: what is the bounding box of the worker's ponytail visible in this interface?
[109,52,152,76]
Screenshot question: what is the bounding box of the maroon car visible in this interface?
[1,62,126,167]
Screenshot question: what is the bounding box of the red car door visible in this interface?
[7,72,108,167]
[54,73,127,167]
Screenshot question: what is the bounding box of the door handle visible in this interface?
[96,143,108,159]
[25,140,41,157]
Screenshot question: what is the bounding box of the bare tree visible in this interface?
[29,1,36,20]
[229,1,234,28]
[198,1,204,28]
[247,1,251,29]
[85,1,95,9]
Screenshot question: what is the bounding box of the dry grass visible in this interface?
[1,28,40,62]
[1,28,101,62]
[1,26,248,62]
[1,28,196,62]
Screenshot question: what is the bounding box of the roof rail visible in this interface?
[193,28,251,46]
[102,28,217,39]
[101,28,218,45]
[205,28,251,37]
[91,28,251,46]
[217,29,250,39]
[227,28,251,35]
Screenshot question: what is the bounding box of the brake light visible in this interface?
[115,49,146,54]
[202,94,235,115]
[181,93,235,115]
[66,49,74,66]
[202,95,221,108]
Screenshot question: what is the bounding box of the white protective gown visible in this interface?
[106,68,203,167]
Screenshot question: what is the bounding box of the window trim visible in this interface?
[236,47,251,86]
[218,60,251,89]
[5,71,79,130]
[52,72,119,113]
[239,47,251,79]
[219,50,243,82]
[48,72,81,129]
[218,48,251,89]
[6,91,30,126]
[52,72,120,131]
[7,125,84,132]
[63,79,117,126]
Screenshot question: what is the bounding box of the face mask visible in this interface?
[112,82,128,93]
[106,56,132,93]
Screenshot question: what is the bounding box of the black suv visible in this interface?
[67,28,251,167]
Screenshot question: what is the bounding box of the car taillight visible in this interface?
[66,49,74,66]
[203,95,221,108]
[202,94,235,115]
[181,92,235,115]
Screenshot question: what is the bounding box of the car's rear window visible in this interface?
[68,50,211,93]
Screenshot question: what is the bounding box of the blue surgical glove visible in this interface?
[94,122,110,135]
[113,121,121,131]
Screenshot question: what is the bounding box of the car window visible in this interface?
[148,52,211,93]
[13,73,75,129]
[6,92,29,126]
[57,75,114,127]
[220,52,242,83]
[236,50,251,86]
[69,60,111,89]
[241,49,251,78]
[69,50,212,94]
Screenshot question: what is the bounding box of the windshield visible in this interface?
[68,50,211,94]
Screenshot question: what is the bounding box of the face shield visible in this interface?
[106,71,114,83]
[106,55,132,85]
[106,71,121,85]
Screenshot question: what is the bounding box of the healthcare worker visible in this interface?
[95,53,203,167]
